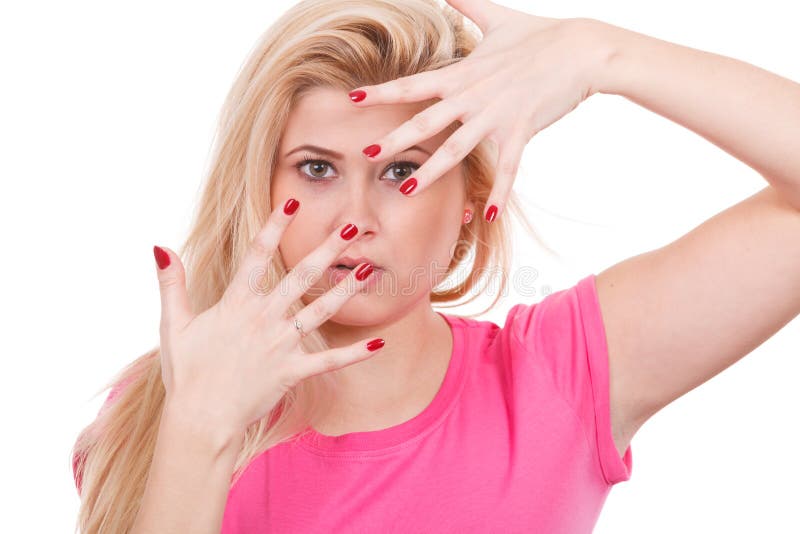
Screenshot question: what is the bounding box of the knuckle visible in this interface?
[279,318,301,343]
[442,138,463,158]
[499,158,518,177]
[249,234,274,258]
[246,265,272,297]
[310,299,334,322]
[321,352,339,372]
[287,264,311,290]
[395,78,414,100]
[411,112,431,134]
[158,275,180,291]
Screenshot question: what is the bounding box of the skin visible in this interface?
[270,86,475,433]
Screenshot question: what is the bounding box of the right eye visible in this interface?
[295,159,335,181]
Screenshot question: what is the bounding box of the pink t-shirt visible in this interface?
[74,273,633,532]
[221,273,632,532]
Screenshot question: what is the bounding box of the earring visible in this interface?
[462,209,473,224]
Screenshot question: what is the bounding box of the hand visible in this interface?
[348,1,615,222]
[151,200,385,438]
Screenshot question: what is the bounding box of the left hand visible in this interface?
[348,0,615,222]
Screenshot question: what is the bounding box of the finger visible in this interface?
[484,130,528,222]
[291,262,377,337]
[397,111,495,197]
[228,197,299,303]
[444,0,507,34]
[153,245,193,332]
[361,98,465,163]
[267,221,361,314]
[293,337,386,379]
[348,68,453,107]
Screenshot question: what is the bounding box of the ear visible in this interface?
[463,202,476,224]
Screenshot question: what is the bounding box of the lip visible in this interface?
[331,255,381,269]
[325,264,383,286]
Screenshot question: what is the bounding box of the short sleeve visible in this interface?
[507,273,633,485]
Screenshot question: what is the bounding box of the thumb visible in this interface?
[444,0,504,34]
[153,245,193,332]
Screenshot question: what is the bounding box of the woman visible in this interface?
[71,0,800,532]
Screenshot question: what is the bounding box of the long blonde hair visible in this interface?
[70,1,555,531]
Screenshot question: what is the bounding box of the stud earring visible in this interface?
[462,209,473,224]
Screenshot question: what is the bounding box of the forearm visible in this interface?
[593,20,800,210]
[132,401,244,534]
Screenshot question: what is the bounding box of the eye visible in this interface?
[385,160,418,182]
[293,153,421,184]
[295,159,335,180]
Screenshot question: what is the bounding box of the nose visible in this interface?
[336,172,381,240]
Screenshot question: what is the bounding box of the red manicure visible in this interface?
[485,204,498,223]
[354,263,374,281]
[153,246,170,270]
[349,90,367,103]
[363,144,381,158]
[399,177,417,195]
[366,338,385,351]
[283,198,299,215]
[340,223,358,240]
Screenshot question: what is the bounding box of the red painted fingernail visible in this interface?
[485,204,498,223]
[340,223,358,240]
[354,263,374,281]
[362,144,381,158]
[283,198,299,215]
[399,177,417,195]
[153,245,170,270]
[349,90,366,102]
[366,338,385,351]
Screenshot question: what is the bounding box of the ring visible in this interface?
[292,316,306,337]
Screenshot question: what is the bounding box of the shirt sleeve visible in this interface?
[506,273,633,485]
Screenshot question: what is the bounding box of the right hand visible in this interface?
[151,198,385,438]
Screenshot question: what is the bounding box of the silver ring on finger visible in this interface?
[292,316,307,338]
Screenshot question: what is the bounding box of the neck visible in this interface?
[314,300,453,433]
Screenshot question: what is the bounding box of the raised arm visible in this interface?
[587,20,800,451]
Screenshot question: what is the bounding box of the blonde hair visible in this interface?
[70,1,555,531]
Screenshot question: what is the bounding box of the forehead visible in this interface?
[280,86,450,150]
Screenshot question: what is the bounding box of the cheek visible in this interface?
[276,214,314,269]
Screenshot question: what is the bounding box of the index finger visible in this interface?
[348,68,448,106]
[266,221,361,315]
[226,198,300,303]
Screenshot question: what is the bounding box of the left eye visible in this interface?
[295,159,419,183]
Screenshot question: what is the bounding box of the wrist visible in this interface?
[572,17,636,97]
[161,398,244,457]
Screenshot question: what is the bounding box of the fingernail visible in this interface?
[362,144,381,158]
[153,245,170,270]
[340,223,358,240]
[485,204,498,223]
[283,198,300,215]
[366,338,385,351]
[399,177,417,195]
[349,90,366,102]
[354,263,374,281]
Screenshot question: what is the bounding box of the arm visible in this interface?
[579,19,800,449]
[131,400,244,534]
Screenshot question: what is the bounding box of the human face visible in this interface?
[270,86,472,325]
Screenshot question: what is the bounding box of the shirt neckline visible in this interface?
[295,311,466,456]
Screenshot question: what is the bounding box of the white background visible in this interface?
[2,0,798,532]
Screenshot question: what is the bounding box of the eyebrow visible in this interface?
[284,144,432,159]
